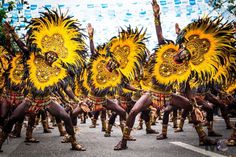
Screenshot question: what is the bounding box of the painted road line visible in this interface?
[170,141,226,157]
[214,117,236,121]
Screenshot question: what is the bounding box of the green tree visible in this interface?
[208,0,236,16]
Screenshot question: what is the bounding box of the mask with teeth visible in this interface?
[106,58,120,72]
[174,46,191,64]
[45,51,58,66]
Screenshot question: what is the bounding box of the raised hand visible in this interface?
[87,23,94,38]
[3,22,14,33]
[175,23,181,35]
[80,102,90,113]
[152,0,160,15]
[87,23,96,55]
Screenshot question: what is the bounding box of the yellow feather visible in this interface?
[9,54,24,85]
[109,28,147,80]
[28,11,86,70]
[27,53,67,91]
[182,17,235,83]
[74,77,84,97]
[140,68,152,91]
[90,54,122,91]
[225,81,236,94]
[153,43,191,85]
[80,69,91,93]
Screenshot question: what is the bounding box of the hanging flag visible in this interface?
[87,4,94,8]
[101,4,108,8]
[17,4,23,10]
[45,5,51,9]
[3,3,9,9]
[189,0,196,5]
[30,4,37,10]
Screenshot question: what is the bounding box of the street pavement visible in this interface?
[1,116,236,157]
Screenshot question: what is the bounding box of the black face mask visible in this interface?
[45,51,58,65]
[174,48,191,64]
[106,58,119,72]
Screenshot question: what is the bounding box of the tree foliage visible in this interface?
[209,0,236,16]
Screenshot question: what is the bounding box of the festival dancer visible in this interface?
[0,10,88,152]
[225,83,236,146]
[78,23,148,134]
[113,0,235,150]
[104,77,158,137]
[0,29,39,142]
[174,82,223,137]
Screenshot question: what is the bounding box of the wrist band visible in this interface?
[154,12,160,17]
[154,17,160,26]
[89,36,93,40]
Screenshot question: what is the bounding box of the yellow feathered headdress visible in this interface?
[177,17,235,83]
[0,60,5,89]
[79,68,91,95]
[225,81,236,94]
[0,46,10,71]
[139,66,153,91]
[213,38,236,85]
[7,54,25,87]
[74,76,84,97]
[27,53,69,93]
[27,9,87,72]
[88,45,123,96]
[108,26,148,80]
[151,43,191,86]
[0,46,10,89]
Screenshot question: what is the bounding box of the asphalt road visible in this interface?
[1,116,236,157]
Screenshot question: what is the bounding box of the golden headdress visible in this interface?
[139,66,153,91]
[88,45,123,96]
[79,68,91,96]
[151,43,191,86]
[177,17,235,83]
[27,53,69,93]
[74,76,83,97]
[7,54,25,87]
[108,27,147,80]
[150,17,235,89]
[0,46,10,89]
[27,9,87,72]
[213,39,236,85]
[225,81,236,93]
[0,46,9,71]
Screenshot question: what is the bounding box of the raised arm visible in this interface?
[2,26,12,53]
[175,23,181,35]
[87,23,96,56]
[152,0,165,44]
[4,22,29,54]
